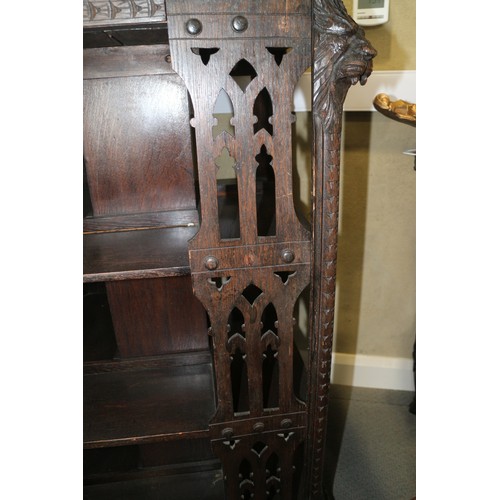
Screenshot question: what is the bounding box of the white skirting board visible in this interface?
[293,70,416,112]
[214,70,416,113]
[343,70,416,111]
[331,353,415,391]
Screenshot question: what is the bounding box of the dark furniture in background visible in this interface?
[83,1,375,498]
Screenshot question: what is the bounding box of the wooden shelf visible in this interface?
[84,359,216,449]
[83,468,224,500]
[83,224,198,283]
[83,23,169,49]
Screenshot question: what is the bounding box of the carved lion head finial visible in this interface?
[313,0,377,126]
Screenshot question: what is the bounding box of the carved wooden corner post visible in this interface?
[307,0,376,498]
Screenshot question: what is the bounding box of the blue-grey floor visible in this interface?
[324,385,416,500]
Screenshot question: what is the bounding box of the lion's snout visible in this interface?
[361,41,377,61]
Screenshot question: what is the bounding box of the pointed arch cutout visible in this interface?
[263,343,279,409]
[261,303,278,336]
[213,90,239,240]
[226,306,248,415]
[227,307,245,339]
[262,303,279,411]
[212,88,235,138]
[265,452,280,478]
[253,87,273,136]
[239,458,253,481]
[265,452,281,499]
[256,145,276,236]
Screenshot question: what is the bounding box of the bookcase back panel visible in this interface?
[84,46,197,217]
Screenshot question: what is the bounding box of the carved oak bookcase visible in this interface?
[83,1,375,498]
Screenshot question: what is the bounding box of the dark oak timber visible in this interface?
[83,469,224,500]
[83,45,196,217]
[165,2,313,495]
[106,276,208,357]
[306,1,376,497]
[83,0,375,497]
[84,362,216,448]
[83,225,197,282]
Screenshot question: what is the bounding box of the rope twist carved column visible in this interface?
[307,1,376,497]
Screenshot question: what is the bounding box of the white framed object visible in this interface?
[352,0,390,27]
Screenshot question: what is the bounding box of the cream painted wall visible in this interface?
[292,110,415,360]
[335,112,415,357]
[333,0,416,358]
[293,0,416,360]
[343,0,416,71]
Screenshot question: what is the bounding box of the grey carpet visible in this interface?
[323,384,416,500]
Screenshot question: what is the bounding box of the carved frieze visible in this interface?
[83,0,165,26]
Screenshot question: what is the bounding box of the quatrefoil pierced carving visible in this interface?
[223,438,240,450]
[273,271,297,285]
[265,47,293,66]
[277,431,294,442]
[190,47,220,65]
[208,276,231,291]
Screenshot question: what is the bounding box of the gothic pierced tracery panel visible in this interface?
[193,268,309,421]
[166,4,313,498]
[211,429,305,500]
[165,0,376,497]
[169,31,311,247]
